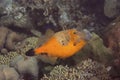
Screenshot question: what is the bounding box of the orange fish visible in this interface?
[26,29,91,59]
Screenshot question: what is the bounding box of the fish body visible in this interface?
[26,29,91,59]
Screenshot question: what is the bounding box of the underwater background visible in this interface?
[0,0,120,80]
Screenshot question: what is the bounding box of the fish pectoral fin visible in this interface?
[45,29,55,38]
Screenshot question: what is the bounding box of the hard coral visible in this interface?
[0,51,19,65]
[16,37,39,54]
[41,59,111,80]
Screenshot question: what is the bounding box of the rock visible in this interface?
[10,55,39,79]
[90,77,100,80]
[103,16,120,79]
[0,48,8,55]
[5,31,25,50]
[103,16,120,55]
[0,26,26,51]
[3,67,20,80]
[0,65,20,80]
[0,27,9,50]
[0,71,5,80]
[104,0,120,18]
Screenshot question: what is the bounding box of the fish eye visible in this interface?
[73,31,77,34]
[73,43,76,46]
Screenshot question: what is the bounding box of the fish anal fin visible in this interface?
[37,55,58,65]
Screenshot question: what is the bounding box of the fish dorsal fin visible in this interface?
[36,29,55,47]
[45,29,55,38]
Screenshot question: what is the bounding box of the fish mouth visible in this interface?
[25,48,35,56]
[83,29,92,41]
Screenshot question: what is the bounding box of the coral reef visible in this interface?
[0,0,101,33]
[0,36,39,65]
[0,37,40,80]
[0,0,33,29]
[41,59,111,80]
[0,0,120,80]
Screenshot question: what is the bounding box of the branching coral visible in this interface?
[0,51,19,65]
[41,59,111,80]
[16,37,39,54]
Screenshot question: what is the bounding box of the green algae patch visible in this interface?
[73,33,114,65]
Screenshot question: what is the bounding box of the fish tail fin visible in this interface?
[25,48,35,56]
